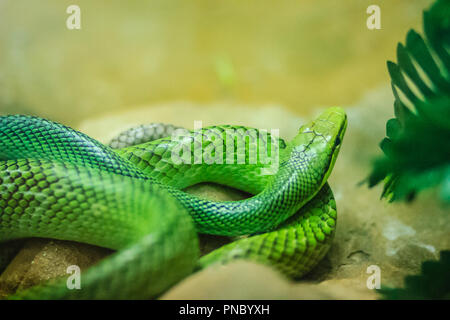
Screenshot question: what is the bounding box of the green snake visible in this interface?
[0,107,347,299]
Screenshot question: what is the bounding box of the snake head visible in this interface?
[289,107,347,186]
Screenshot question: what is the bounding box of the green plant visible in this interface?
[379,250,450,299]
[368,0,450,203]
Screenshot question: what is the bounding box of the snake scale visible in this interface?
[0,107,347,299]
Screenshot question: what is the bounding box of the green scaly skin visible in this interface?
[0,107,347,299]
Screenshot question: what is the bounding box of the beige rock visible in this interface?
[0,238,111,298]
[161,261,377,300]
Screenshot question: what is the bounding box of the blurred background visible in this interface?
[0,0,432,126]
[2,0,448,299]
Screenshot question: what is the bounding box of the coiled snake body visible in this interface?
[0,107,347,299]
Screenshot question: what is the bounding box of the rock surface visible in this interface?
[0,239,111,298]
[161,261,377,300]
[0,86,448,299]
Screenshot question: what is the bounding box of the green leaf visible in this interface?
[386,119,401,139]
[368,0,450,204]
[378,251,450,299]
